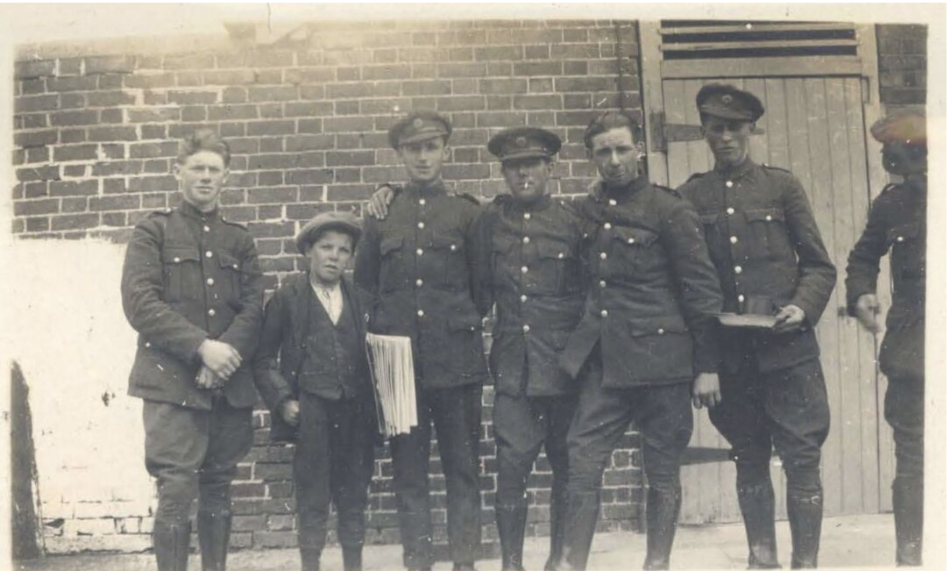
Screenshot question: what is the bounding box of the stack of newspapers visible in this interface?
[365,333,418,437]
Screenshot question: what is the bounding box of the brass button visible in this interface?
[203,225,210,232]
[604,223,612,230]
[450,244,457,252]
[726,207,735,215]
[658,328,665,335]
[599,280,607,288]
[208,309,216,317]
[766,215,772,221]
[417,310,425,317]
[419,198,426,206]
[726,181,734,188]
[738,294,745,303]
[524,213,531,220]
[206,278,215,286]
[734,266,743,274]
[523,236,530,244]
[521,266,528,274]
[600,310,608,317]
[416,279,424,287]
[523,324,531,333]
[599,252,607,260]
[173,256,181,263]
[730,236,738,244]
[416,248,424,256]
[417,222,425,229]
[897,236,905,242]
[206,251,214,258]
[608,199,617,206]
[520,294,527,303]
[627,238,635,244]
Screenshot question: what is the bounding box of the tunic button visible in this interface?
[608,199,617,206]
[208,309,216,317]
[206,251,214,258]
[203,225,210,233]
[418,222,425,229]
[523,324,531,333]
[419,198,426,206]
[897,236,905,242]
[730,236,738,244]
[558,252,564,259]
[524,213,531,220]
[416,248,424,256]
[145,341,151,348]
[726,207,735,215]
[521,266,528,274]
[173,257,181,263]
[417,310,425,317]
[599,280,607,288]
[627,238,635,244]
[658,328,665,335]
[520,294,527,303]
[604,223,612,230]
[738,294,746,304]
[600,252,607,260]
[450,244,457,252]
[523,236,530,244]
[416,279,424,287]
[726,181,734,188]
[766,215,772,221]
[734,266,743,274]
[600,310,608,317]
[206,278,215,286]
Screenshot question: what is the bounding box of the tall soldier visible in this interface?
[121,130,264,571]
[845,110,927,567]
[557,111,724,571]
[354,112,488,571]
[678,84,837,569]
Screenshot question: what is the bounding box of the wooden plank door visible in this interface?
[660,76,885,524]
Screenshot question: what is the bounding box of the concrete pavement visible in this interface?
[13,513,918,571]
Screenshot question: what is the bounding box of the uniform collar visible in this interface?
[405,179,447,197]
[509,194,552,213]
[905,175,927,194]
[594,175,649,204]
[714,156,756,181]
[179,199,219,221]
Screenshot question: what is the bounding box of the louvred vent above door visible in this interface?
[659,21,859,60]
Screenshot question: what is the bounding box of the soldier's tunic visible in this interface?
[474,193,588,563]
[121,200,264,525]
[678,158,836,527]
[556,176,723,570]
[354,180,488,569]
[846,177,926,564]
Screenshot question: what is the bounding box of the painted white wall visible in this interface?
[9,239,155,552]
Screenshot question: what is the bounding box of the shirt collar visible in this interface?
[179,199,219,221]
[509,194,552,213]
[406,179,447,197]
[714,156,756,180]
[594,175,649,204]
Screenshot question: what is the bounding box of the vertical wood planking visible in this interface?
[764,79,791,169]
[742,78,770,165]
[664,80,692,188]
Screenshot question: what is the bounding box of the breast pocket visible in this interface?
[379,236,408,293]
[161,246,201,303]
[428,230,467,290]
[491,235,517,285]
[216,251,243,306]
[535,241,579,294]
[609,226,660,278]
[887,222,924,278]
[745,208,791,260]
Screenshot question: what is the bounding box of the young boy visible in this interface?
[254,212,377,571]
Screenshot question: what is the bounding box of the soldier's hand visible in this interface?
[281,399,300,427]
[854,294,882,334]
[772,304,806,334]
[195,365,226,390]
[692,372,721,409]
[366,185,396,219]
[198,339,242,378]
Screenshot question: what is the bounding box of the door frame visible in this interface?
[637,20,895,513]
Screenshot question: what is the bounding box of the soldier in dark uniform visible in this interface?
[354,112,488,571]
[254,212,377,571]
[475,128,589,571]
[845,110,927,567]
[121,130,264,571]
[677,85,837,569]
[556,111,724,571]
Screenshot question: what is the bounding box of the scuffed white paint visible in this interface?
[9,239,155,552]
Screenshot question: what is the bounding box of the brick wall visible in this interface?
[876,24,927,109]
[12,20,646,553]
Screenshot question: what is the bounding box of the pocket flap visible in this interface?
[447,312,482,332]
[380,236,404,255]
[630,316,689,337]
[699,213,720,225]
[887,222,921,244]
[217,251,240,270]
[537,241,575,260]
[161,247,200,264]
[614,226,659,247]
[427,231,462,252]
[745,208,785,223]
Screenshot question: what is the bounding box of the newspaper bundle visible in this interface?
[365,333,418,438]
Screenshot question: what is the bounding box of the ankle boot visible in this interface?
[643,486,682,570]
[893,481,923,566]
[556,491,600,571]
[300,547,322,571]
[496,504,528,571]
[343,546,363,571]
[154,521,191,571]
[198,510,232,571]
[787,490,823,569]
[737,484,781,569]
[545,481,568,571]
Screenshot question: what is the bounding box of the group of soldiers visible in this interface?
[120,83,927,571]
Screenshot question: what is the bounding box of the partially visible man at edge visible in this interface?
[121,130,264,571]
[846,110,927,567]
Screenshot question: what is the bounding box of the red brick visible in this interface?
[24,217,50,232]
[555,76,616,93]
[551,43,601,59]
[480,78,528,95]
[326,150,375,167]
[24,182,48,198]
[128,175,178,192]
[51,213,99,231]
[88,126,138,142]
[163,53,215,70]
[513,61,562,76]
[284,101,333,117]
[402,80,452,96]
[208,104,258,121]
[20,79,46,95]
[15,95,58,113]
[15,60,55,79]
[90,195,141,212]
[92,161,143,177]
[438,63,487,78]
[203,70,257,86]
[254,530,297,549]
[284,135,335,152]
[286,170,334,186]
[14,199,59,216]
[50,180,98,197]
[128,108,181,123]
[60,197,88,213]
[286,203,334,220]
[19,114,48,129]
[47,76,98,92]
[100,108,124,124]
[248,121,295,136]
[248,85,298,102]
[85,55,136,74]
[323,116,375,133]
[245,50,295,68]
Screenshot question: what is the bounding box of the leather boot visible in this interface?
[893,481,923,566]
[737,483,781,569]
[198,510,232,571]
[643,486,682,570]
[496,504,528,571]
[556,491,600,571]
[343,546,364,571]
[545,480,568,571]
[154,521,191,571]
[787,490,823,569]
[300,547,322,571]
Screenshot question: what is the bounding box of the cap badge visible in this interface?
[722,94,733,104]
[515,136,527,147]
[412,118,424,129]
